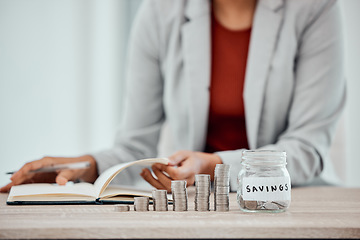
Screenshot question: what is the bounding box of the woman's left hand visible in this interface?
[140,150,222,192]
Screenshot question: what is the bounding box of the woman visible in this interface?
[1,0,345,192]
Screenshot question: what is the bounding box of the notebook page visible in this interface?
[93,157,169,197]
[8,182,96,199]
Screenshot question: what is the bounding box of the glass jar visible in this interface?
[237,150,291,212]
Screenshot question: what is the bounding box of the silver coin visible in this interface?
[196,191,211,195]
[196,183,211,187]
[195,196,210,199]
[214,181,230,186]
[154,206,168,211]
[215,164,231,171]
[152,189,167,196]
[172,185,187,188]
[263,201,280,210]
[214,177,230,183]
[171,179,190,212]
[215,197,229,202]
[195,174,211,181]
[134,197,149,202]
[196,195,210,198]
[195,202,210,206]
[134,197,149,211]
[171,180,187,188]
[213,164,231,212]
[244,200,258,210]
[173,207,188,211]
[214,195,229,200]
[215,205,229,212]
[215,186,230,194]
[195,197,210,201]
[195,207,210,210]
[195,180,211,183]
[172,191,187,194]
[172,194,187,198]
[152,193,168,211]
[173,197,188,201]
[114,204,130,212]
[135,206,149,209]
[196,192,210,196]
[172,196,188,199]
[272,201,289,209]
[172,192,187,195]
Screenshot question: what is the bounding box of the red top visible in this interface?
[205,12,251,153]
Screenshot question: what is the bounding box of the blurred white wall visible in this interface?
[0,0,359,188]
[0,0,141,187]
[341,0,360,187]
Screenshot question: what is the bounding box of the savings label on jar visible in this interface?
[242,176,291,201]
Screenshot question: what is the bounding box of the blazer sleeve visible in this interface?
[92,1,164,181]
[218,0,346,190]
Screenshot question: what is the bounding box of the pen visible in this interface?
[6,161,91,175]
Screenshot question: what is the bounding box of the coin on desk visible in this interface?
[134,197,150,211]
[114,204,130,212]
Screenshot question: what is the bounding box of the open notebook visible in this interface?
[7,158,170,205]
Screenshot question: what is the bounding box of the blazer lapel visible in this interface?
[181,0,284,151]
[182,0,211,150]
[244,0,284,149]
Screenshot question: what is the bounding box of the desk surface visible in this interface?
[0,186,360,239]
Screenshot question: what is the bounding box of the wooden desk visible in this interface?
[0,187,359,239]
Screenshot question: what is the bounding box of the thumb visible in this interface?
[0,182,15,193]
[168,151,189,166]
[55,170,75,185]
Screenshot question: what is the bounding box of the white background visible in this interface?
[0,0,359,187]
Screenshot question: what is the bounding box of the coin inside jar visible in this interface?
[237,150,291,213]
[244,200,257,210]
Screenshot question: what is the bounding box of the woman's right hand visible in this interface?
[0,155,99,193]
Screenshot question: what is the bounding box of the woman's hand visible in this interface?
[0,155,99,193]
[140,150,222,192]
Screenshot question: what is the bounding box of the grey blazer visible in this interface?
[93,0,346,189]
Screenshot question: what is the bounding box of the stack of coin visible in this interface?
[114,204,130,212]
[134,197,149,211]
[171,180,188,211]
[214,164,231,211]
[152,190,168,211]
[194,174,211,211]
